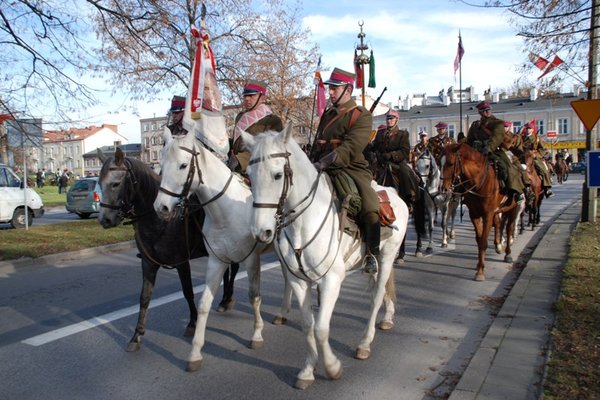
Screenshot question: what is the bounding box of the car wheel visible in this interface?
[11,208,33,229]
[77,212,92,219]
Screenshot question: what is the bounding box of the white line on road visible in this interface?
[22,261,281,347]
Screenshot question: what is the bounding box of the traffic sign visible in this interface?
[570,99,600,131]
[546,130,557,138]
[587,150,600,188]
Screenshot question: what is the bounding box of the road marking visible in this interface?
[22,261,281,347]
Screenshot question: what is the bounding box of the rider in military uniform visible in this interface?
[521,123,554,198]
[466,101,525,200]
[368,110,418,209]
[412,130,429,163]
[167,96,188,136]
[427,121,456,166]
[230,79,283,174]
[310,67,380,274]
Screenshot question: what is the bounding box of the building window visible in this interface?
[512,121,523,134]
[448,124,456,137]
[536,120,545,135]
[558,118,569,135]
[144,137,150,147]
[152,123,157,130]
[152,150,158,160]
[144,124,149,132]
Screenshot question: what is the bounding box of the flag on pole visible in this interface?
[529,53,550,70]
[313,56,326,116]
[453,33,464,78]
[368,49,376,88]
[538,55,563,79]
[354,49,364,89]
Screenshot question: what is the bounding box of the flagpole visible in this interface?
[308,83,318,147]
[458,31,463,136]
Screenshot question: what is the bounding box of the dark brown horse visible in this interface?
[554,158,568,184]
[440,143,520,281]
[97,148,238,352]
[522,149,544,229]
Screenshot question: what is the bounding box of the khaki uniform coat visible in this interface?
[427,134,456,166]
[311,99,378,218]
[522,134,552,187]
[233,113,283,173]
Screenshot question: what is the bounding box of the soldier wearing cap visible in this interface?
[368,110,418,209]
[167,95,187,136]
[520,123,553,197]
[427,121,455,166]
[466,101,525,200]
[310,67,380,274]
[230,79,283,174]
[413,130,429,159]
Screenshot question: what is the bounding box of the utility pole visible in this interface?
[582,0,599,222]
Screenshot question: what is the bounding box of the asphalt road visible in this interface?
[0,176,583,400]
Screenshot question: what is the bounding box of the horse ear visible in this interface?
[281,122,294,144]
[163,127,173,147]
[114,147,124,166]
[240,130,256,151]
[97,148,107,163]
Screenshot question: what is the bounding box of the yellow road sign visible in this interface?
[570,99,600,131]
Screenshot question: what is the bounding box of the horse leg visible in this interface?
[291,279,318,390]
[426,201,435,254]
[494,213,504,255]
[217,263,239,312]
[503,212,515,264]
[314,274,343,380]
[127,259,158,352]
[471,216,488,281]
[272,264,292,325]
[176,262,198,337]
[186,260,227,372]
[378,270,396,330]
[440,202,449,248]
[244,254,265,349]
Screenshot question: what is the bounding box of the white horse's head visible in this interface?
[414,149,440,193]
[153,129,200,220]
[242,124,297,243]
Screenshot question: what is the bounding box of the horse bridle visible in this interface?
[159,144,203,204]
[446,148,491,197]
[100,158,139,220]
[415,151,440,198]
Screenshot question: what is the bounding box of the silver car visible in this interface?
[65,177,102,219]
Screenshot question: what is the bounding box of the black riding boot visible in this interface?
[363,219,381,274]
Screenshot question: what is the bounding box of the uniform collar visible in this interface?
[333,99,357,114]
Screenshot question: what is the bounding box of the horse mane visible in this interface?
[251,130,306,165]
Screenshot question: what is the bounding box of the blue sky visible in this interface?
[87,0,567,143]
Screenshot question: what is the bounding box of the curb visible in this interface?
[0,240,136,273]
[448,200,581,400]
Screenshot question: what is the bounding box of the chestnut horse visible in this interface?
[440,143,520,281]
[521,149,544,229]
[554,158,568,184]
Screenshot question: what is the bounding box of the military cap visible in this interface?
[503,121,512,127]
[419,130,428,137]
[170,95,186,112]
[242,79,267,96]
[385,110,399,119]
[323,67,355,86]
[476,101,492,111]
[435,122,448,129]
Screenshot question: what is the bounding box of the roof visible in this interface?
[44,124,119,143]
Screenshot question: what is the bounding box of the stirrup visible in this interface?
[363,254,378,274]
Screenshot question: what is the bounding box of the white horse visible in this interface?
[414,149,459,250]
[241,125,408,390]
[153,130,292,371]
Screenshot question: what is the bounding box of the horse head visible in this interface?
[242,123,304,244]
[153,130,203,221]
[414,149,439,191]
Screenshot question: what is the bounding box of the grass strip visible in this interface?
[0,220,134,261]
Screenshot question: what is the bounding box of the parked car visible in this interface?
[0,163,45,228]
[570,162,586,174]
[65,177,102,219]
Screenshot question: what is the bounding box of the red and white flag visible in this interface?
[453,34,464,78]
[538,55,563,79]
[529,53,550,70]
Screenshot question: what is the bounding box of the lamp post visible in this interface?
[355,21,370,108]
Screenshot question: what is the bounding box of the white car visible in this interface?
[0,163,45,228]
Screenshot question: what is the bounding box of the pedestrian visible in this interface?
[466,101,525,201]
[309,67,380,274]
[229,79,283,174]
[35,169,44,188]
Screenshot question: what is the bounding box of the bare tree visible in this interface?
[92,0,320,118]
[458,0,595,87]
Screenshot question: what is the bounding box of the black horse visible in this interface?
[97,148,238,352]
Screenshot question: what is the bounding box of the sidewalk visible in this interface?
[449,201,581,400]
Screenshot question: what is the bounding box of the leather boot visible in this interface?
[363,220,381,274]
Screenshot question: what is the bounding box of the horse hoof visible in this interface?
[354,347,371,360]
[449,232,456,239]
[426,247,433,255]
[186,359,203,372]
[474,273,485,282]
[249,340,264,349]
[378,320,394,331]
[326,361,343,380]
[294,378,314,390]
[126,341,141,352]
[184,325,195,337]
[495,246,503,255]
[415,251,424,258]
[504,255,513,263]
[441,243,448,248]
[272,316,287,325]
[217,299,235,313]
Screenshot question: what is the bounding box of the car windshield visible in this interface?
[71,180,95,191]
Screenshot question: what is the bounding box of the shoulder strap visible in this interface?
[348,107,361,130]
